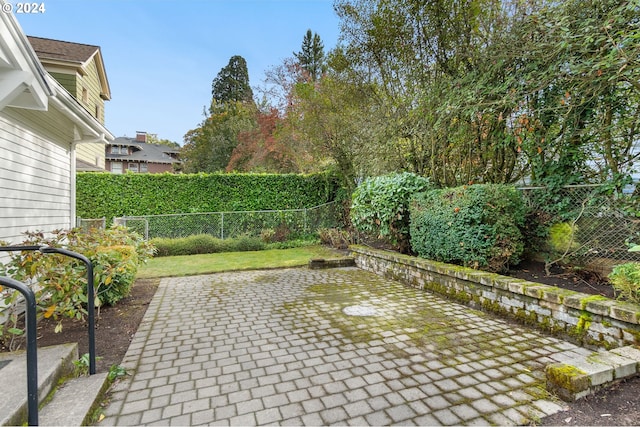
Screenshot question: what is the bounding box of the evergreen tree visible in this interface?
[211,55,254,104]
[294,29,326,82]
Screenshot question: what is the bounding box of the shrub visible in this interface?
[410,184,526,272]
[0,226,154,342]
[350,172,432,252]
[548,222,579,254]
[150,234,265,256]
[318,228,354,249]
[228,235,266,252]
[609,262,640,304]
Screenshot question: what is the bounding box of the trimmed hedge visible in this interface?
[409,184,526,272]
[77,172,340,220]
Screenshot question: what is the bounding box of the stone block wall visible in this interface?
[350,245,640,350]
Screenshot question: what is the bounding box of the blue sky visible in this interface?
[14,0,341,144]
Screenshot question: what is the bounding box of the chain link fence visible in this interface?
[113,201,343,241]
[518,184,640,272]
[76,217,106,230]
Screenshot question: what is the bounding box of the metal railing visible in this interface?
[0,246,97,374]
[0,276,38,426]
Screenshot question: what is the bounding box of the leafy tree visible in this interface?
[211,55,254,105]
[146,133,179,148]
[226,108,298,173]
[182,56,258,173]
[294,29,326,82]
[181,101,256,173]
[328,0,639,189]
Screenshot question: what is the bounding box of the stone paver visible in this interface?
[98,267,580,426]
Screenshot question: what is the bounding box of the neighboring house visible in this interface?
[106,132,181,174]
[26,35,111,172]
[0,7,114,244]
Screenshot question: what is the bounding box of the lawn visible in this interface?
[136,245,344,278]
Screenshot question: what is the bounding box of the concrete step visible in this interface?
[39,372,109,426]
[0,342,109,426]
[546,345,640,401]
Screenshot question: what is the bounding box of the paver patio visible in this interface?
[99,266,587,426]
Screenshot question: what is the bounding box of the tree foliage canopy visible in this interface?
[294,29,326,82]
[211,55,254,104]
[280,0,639,190]
[184,1,640,191]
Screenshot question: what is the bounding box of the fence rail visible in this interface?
[113,201,342,240]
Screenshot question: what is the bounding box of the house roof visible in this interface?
[26,36,111,101]
[27,36,99,64]
[108,137,181,164]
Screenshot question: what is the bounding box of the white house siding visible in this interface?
[0,108,72,244]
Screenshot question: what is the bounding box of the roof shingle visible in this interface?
[26,36,99,64]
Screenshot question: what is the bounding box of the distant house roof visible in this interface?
[108,137,180,164]
[27,36,111,100]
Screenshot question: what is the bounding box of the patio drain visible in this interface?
[342,305,381,317]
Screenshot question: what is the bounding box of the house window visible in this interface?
[140,163,148,173]
[128,163,139,172]
[82,87,88,103]
[111,162,123,174]
[110,145,120,154]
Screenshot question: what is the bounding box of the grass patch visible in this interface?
[137,245,344,278]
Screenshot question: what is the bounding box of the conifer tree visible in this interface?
[294,29,326,82]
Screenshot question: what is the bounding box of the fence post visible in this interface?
[221,212,224,240]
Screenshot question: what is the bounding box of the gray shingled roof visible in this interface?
[26,36,99,64]
[107,137,180,164]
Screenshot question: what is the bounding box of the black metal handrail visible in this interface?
[0,246,96,374]
[0,276,38,426]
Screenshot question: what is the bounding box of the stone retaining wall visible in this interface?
[350,245,640,350]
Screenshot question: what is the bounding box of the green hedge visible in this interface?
[77,172,340,220]
[409,184,526,272]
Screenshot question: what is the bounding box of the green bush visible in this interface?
[0,226,154,343]
[609,262,640,304]
[150,234,266,257]
[548,222,579,254]
[350,172,432,252]
[410,184,526,272]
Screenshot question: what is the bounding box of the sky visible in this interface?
[14,0,342,145]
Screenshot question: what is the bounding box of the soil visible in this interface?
[0,278,160,373]
[1,261,639,425]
